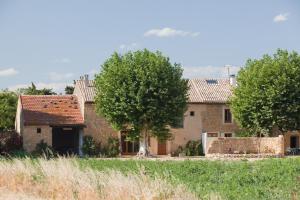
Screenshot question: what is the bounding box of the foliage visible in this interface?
[0,131,22,154]
[82,136,100,156]
[79,158,300,200]
[103,137,120,157]
[94,49,189,153]
[82,136,119,157]
[33,140,56,158]
[235,129,254,137]
[172,140,204,156]
[6,150,30,158]
[17,82,57,95]
[231,49,300,135]
[0,91,18,131]
[65,85,75,94]
[184,140,204,156]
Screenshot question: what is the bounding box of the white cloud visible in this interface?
[9,82,68,93]
[0,68,19,77]
[273,13,289,23]
[183,66,241,79]
[54,57,71,64]
[119,43,138,51]
[49,72,74,81]
[144,27,199,38]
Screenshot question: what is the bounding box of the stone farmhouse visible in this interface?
[15,74,243,156]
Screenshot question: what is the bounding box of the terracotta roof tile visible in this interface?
[20,95,84,126]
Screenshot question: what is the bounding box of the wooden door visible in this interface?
[157,141,167,155]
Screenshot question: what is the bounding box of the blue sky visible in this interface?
[0,0,299,93]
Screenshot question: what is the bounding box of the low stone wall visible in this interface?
[206,135,284,156]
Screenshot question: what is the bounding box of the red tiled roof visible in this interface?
[20,95,84,126]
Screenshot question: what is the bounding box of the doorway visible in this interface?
[290,136,299,148]
[121,132,139,155]
[157,141,167,155]
[52,127,80,155]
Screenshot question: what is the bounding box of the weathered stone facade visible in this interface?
[22,126,52,152]
[83,103,118,145]
[169,103,239,154]
[206,135,284,156]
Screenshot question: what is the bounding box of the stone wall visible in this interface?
[83,103,118,145]
[170,103,239,155]
[206,135,284,156]
[22,126,52,152]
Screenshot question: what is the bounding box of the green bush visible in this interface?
[82,136,99,156]
[0,131,23,154]
[82,136,119,157]
[104,137,120,157]
[33,140,56,158]
[184,140,204,156]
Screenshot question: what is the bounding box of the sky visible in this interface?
[0,0,299,93]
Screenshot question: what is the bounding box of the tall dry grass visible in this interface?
[0,157,197,200]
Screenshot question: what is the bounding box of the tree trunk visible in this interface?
[138,128,150,157]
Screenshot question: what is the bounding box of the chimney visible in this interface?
[229,74,237,86]
[84,74,89,87]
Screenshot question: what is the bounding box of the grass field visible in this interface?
[0,157,299,200]
[78,157,300,200]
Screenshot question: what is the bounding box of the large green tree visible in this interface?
[94,50,188,156]
[0,90,18,131]
[231,49,300,135]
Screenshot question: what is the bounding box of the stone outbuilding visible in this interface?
[15,95,85,154]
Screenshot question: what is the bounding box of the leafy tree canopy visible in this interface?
[17,83,57,95]
[94,50,188,154]
[65,86,74,94]
[0,90,18,131]
[231,49,300,135]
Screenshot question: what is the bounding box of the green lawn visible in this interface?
[79,157,300,200]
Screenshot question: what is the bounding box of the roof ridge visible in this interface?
[190,79,202,100]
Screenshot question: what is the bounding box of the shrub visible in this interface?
[184,140,204,156]
[82,136,119,157]
[104,137,120,157]
[0,131,22,154]
[33,140,56,158]
[82,136,102,156]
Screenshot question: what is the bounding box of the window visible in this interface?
[224,109,232,123]
[207,132,218,137]
[224,133,232,137]
[190,111,195,116]
[37,128,41,134]
[206,79,218,84]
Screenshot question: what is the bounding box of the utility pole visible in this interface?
[225,65,231,77]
